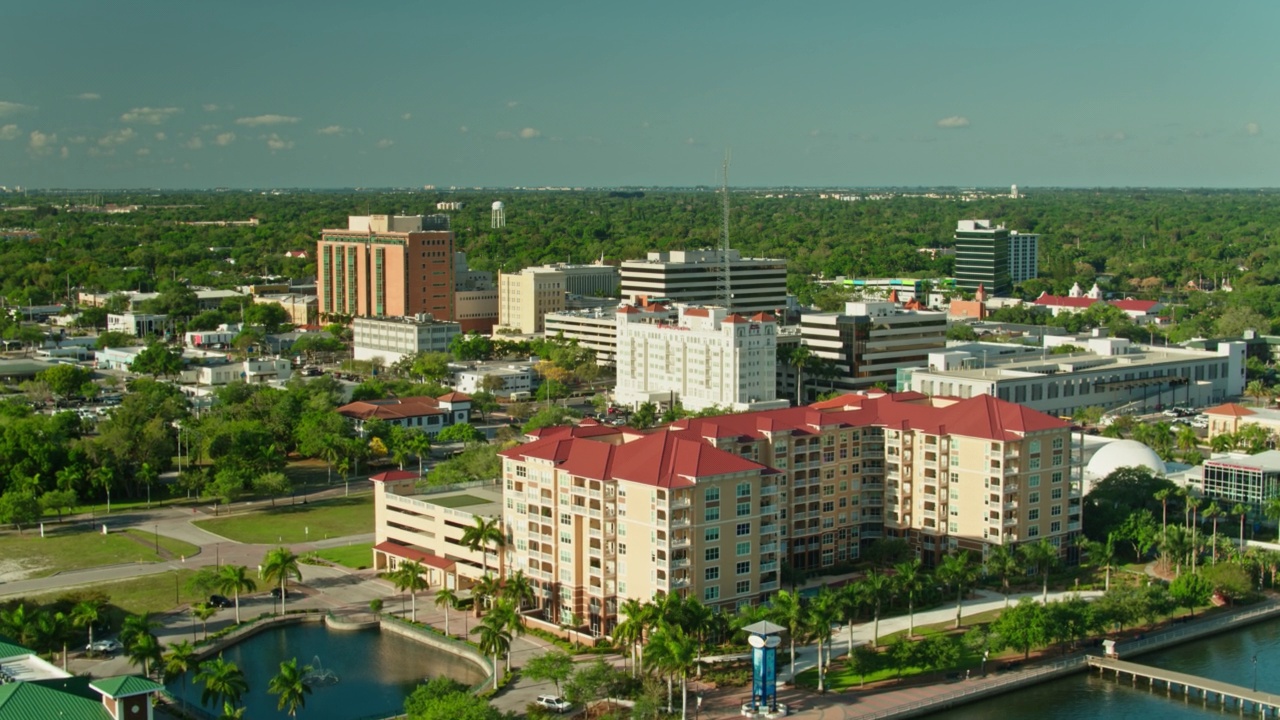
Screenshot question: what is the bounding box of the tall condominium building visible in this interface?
[799,301,948,399]
[954,220,1011,296]
[498,267,566,335]
[317,214,455,320]
[620,250,787,315]
[495,391,1078,634]
[1008,231,1039,284]
[614,305,790,413]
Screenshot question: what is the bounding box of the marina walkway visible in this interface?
[1088,655,1280,716]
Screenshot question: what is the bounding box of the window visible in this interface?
[560,513,571,525]
[1029,492,1040,504]
[736,522,751,536]
[560,550,571,563]
[1052,437,1064,450]
[1051,504,1063,516]
[1052,471,1063,483]
[736,482,751,498]
[705,507,721,522]
[1029,508,1040,520]
[1029,457,1041,470]
[704,586,719,601]
[736,541,750,556]
[705,527,720,542]
[1028,525,1040,537]
[822,501,834,512]
[736,580,751,594]
[1029,440,1041,454]
[1051,488,1062,500]
[618,543,627,555]
[736,561,751,575]
[705,487,720,502]
[705,547,720,562]
[737,502,751,517]
[560,532,571,545]
[1050,521,1061,533]
[705,567,720,581]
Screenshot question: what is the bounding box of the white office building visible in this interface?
[614,304,789,412]
[799,301,948,399]
[620,250,787,315]
[353,315,462,366]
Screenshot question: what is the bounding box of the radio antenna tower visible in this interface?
[720,151,732,310]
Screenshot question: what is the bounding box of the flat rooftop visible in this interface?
[407,484,503,518]
[920,345,1226,381]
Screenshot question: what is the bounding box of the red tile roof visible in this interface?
[501,431,765,488]
[683,307,711,317]
[750,312,776,322]
[436,392,472,403]
[525,423,625,441]
[337,396,447,420]
[617,305,640,314]
[1033,293,1098,309]
[1110,299,1161,312]
[369,470,420,482]
[722,313,749,324]
[373,541,456,570]
[1202,402,1255,418]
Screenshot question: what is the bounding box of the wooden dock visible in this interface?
[1087,655,1280,716]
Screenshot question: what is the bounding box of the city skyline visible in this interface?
[1,0,1276,189]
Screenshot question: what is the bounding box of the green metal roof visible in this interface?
[90,675,166,697]
[0,682,110,720]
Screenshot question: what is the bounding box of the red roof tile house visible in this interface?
[495,391,1076,636]
[337,393,471,437]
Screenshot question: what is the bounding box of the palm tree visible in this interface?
[502,569,535,610]
[125,632,162,678]
[1204,502,1223,564]
[434,587,459,636]
[837,582,864,661]
[472,573,502,617]
[192,603,218,640]
[1018,539,1059,603]
[195,655,249,711]
[489,597,525,673]
[1154,487,1174,550]
[859,570,894,647]
[460,516,505,577]
[1234,502,1250,547]
[0,604,37,648]
[163,641,198,715]
[216,565,257,624]
[1161,525,1193,577]
[120,612,161,652]
[785,345,814,406]
[219,702,247,720]
[768,590,807,683]
[71,600,103,651]
[1246,379,1271,406]
[1266,497,1280,529]
[806,588,841,693]
[893,559,924,638]
[936,550,978,629]
[268,657,314,718]
[392,560,429,622]
[647,625,699,720]
[614,598,647,676]
[473,614,511,690]
[262,546,302,614]
[1187,496,1202,571]
[983,544,1021,607]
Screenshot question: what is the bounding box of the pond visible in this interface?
[168,622,485,720]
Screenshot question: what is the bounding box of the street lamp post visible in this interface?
[1254,654,1259,692]
[154,525,159,554]
[982,650,989,678]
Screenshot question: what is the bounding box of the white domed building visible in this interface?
[1083,438,1167,493]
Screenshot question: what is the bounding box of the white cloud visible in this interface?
[215,132,236,146]
[506,101,520,108]
[375,138,394,149]
[0,101,33,117]
[495,130,515,140]
[136,147,151,156]
[184,136,204,150]
[236,114,299,127]
[519,127,541,139]
[67,135,87,144]
[155,132,167,141]
[29,130,56,153]
[265,133,294,151]
[1095,130,1127,142]
[936,115,970,129]
[1247,122,1260,136]
[120,106,181,124]
[459,125,468,134]
[60,146,68,159]
[0,124,18,141]
[202,103,220,112]
[316,125,348,136]
[98,128,136,147]
[75,93,101,101]
[401,113,412,121]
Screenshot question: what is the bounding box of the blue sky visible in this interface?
[1,0,1276,189]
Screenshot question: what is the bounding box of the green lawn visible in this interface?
[194,495,373,544]
[19,569,203,616]
[314,542,374,569]
[797,627,979,691]
[122,529,200,559]
[428,494,490,509]
[0,525,168,579]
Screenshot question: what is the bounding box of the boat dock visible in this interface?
[1087,655,1280,716]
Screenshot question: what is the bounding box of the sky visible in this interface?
[1,0,1277,189]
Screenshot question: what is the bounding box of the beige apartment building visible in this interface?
[498,267,566,334]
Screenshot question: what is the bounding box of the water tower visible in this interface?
[491,200,505,229]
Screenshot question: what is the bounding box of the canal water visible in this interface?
[169,622,485,720]
[933,616,1280,719]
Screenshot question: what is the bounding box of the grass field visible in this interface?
[122,529,200,559]
[428,494,490,509]
[18,569,203,616]
[194,495,373,544]
[0,525,168,579]
[314,542,374,569]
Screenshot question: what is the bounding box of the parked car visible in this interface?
[86,639,122,654]
[270,587,293,599]
[209,595,233,608]
[536,696,573,713]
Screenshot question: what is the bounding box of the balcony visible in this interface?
[761,484,779,496]
[760,580,780,592]
[670,557,690,569]
[1004,501,1018,510]
[671,535,690,548]
[589,527,602,538]
[1005,464,1019,476]
[1067,521,1081,531]
[760,542,777,554]
[1003,484,1019,494]
[670,496,691,509]
[670,515,691,529]
[671,577,690,589]
[588,547,601,558]
[1004,517,1018,527]
[760,560,779,573]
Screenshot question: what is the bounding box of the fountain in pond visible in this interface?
[302,655,340,687]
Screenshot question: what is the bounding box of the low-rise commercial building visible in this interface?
[255,294,318,327]
[107,313,167,338]
[352,315,462,366]
[799,301,948,399]
[337,393,471,437]
[453,363,536,397]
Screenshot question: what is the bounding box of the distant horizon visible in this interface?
[6,184,1280,195]
[2,1,1275,189]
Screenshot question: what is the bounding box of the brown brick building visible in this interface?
[317,214,455,321]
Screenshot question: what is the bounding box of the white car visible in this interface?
[536,696,573,713]
[87,639,122,654]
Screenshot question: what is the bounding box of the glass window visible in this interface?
[736,561,751,575]
[736,541,750,556]
[705,527,720,542]
[736,482,751,498]
[736,580,751,594]
[705,487,720,502]
[705,507,720,522]
[736,522,751,536]
[704,586,719,601]
[705,547,720,562]
[705,567,720,581]
[737,502,751,517]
